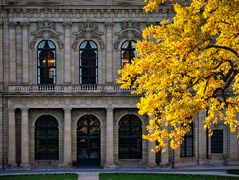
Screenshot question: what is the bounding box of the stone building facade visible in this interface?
[0,0,238,168]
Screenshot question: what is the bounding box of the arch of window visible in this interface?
[37,40,56,85]
[121,40,136,67]
[118,114,142,159]
[35,115,59,160]
[79,40,98,84]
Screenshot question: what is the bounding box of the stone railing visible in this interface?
[7,84,133,94]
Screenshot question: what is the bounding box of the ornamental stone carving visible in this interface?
[72,20,104,50]
[114,21,142,49]
[30,21,63,49]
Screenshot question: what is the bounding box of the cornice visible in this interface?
[2,5,174,19]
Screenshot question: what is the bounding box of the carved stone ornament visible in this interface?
[72,20,104,50]
[30,21,63,49]
[114,21,142,49]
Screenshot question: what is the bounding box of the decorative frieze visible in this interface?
[30,21,63,49]
[114,21,142,49]
[72,20,104,50]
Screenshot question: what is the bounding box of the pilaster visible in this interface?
[104,107,115,168]
[9,22,17,84]
[198,111,207,164]
[20,108,30,167]
[0,97,2,168]
[8,108,16,166]
[160,146,169,166]
[0,21,3,91]
[21,22,30,83]
[147,141,157,167]
[105,22,114,83]
[63,108,72,166]
[63,22,72,83]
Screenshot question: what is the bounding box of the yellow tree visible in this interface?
[118,0,239,152]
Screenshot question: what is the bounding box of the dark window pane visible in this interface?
[35,115,59,160]
[37,40,56,84]
[180,124,194,158]
[80,40,98,84]
[119,114,142,159]
[121,40,136,66]
[211,130,223,153]
[77,115,101,166]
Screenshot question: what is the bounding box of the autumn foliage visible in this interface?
[118,0,239,151]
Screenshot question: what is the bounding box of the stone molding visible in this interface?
[8,21,17,28]
[30,21,63,49]
[2,5,174,19]
[114,21,142,49]
[105,22,114,30]
[72,20,104,50]
[20,22,30,29]
[63,22,72,29]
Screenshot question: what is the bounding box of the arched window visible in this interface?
[35,115,59,160]
[37,40,56,84]
[119,114,142,159]
[79,40,98,84]
[121,40,136,67]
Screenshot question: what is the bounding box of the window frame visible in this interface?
[211,129,223,154]
[118,114,142,159]
[120,40,136,67]
[180,124,194,158]
[79,40,98,85]
[35,115,59,160]
[37,40,57,85]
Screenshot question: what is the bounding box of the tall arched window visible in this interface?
[77,114,101,166]
[35,115,59,160]
[79,40,98,84]
[119,114,142,159]
[121,40,136,67]
[37,40,56,84]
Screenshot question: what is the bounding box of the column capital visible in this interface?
[21,107,29,111]
[105,22,114,29]
[106,107,114,112]
[20,22,30,29]
[63,22,72,29]
[8,107,15,112]
[9,21,17,29]
[63,107,72,111]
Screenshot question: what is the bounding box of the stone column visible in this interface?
[105,22,114,83]
[0,21,3,91]
[0,98,3,168]
[147,141,157,167]
[21,22,30,83]
[198,111,207,164]
[63,108,72,166]
[8,108,16,166]
[161,146,169,166]
[194,114,200,165]
[63,22,72,83]
[105,107,115,168]
[9,22,16,83]
[20,108,30,167]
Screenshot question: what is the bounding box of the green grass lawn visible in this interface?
[99,173,239,180]
[0,173,78,180]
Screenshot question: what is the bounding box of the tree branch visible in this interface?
[207,45,239,58]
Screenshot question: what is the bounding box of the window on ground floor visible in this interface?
[35,115,59,160]
[180,123,194,157]
[119,114,142,159]
[211,129,223,153]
